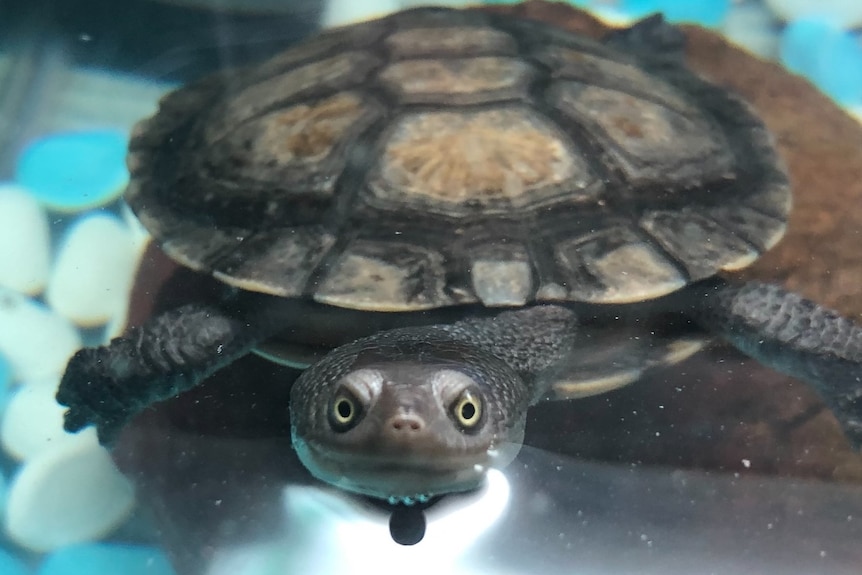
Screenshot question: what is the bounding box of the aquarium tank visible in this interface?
[1,0,862,574]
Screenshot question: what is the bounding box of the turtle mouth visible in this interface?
[293,438,504,500]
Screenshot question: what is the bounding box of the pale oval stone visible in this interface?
[104,206,150,341]
[399,0,474,6]
[589,6,638,26]
[119,202,151,256]
[103,301,130,342]
[46,213,138,327]
[1,378,97,461]
[764,0,862,27]
[4,435,135,552]
[322,0,399,26]
[723,2,781,58]
[0,468,7,517]
[0,288,82,382]
[0,352,11,409]
[0,184,51,295]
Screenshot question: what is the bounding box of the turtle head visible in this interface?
[289,329,528,502]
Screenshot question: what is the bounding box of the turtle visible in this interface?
[57,7,862,505]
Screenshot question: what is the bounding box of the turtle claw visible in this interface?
[56,302,267,446]
[61,404,127,447]
[56,341,144,445]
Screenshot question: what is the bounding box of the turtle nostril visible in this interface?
[389,414,424,432]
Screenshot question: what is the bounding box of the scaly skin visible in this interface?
[56,281,862,497]
[687,280,862,447]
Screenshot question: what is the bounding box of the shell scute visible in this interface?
[203,92,383,197]
[384,26,517,59]
[127,8,791,310]
[377,57,535,106]
[366,106,599,217]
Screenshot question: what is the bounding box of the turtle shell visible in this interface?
[126,7,790,312]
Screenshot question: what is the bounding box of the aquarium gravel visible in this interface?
[0,1,860,573]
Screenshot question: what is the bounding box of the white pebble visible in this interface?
[0,469,7,517]
[4,435,135,552]
[1,378,97,461]
[322,0,400,27]
[399,0,472,6]
[588,7,638,27]
[119,202,151,256]
[764,0,862,27]
[103,301,130,342]
[0,287,81,382]
[46,213,138,327]
[0,184,51,295]
[722,2,781,59]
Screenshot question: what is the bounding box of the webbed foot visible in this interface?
[56,302,268,445]
[688,280,862,448]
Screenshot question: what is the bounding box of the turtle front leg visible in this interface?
[57,302,273,445]
[686,280,862,447]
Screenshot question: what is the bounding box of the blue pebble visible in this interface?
[815,31,862,105]
[0,356,9,519]
[0,469,7,518]
[0,548,31,575]
[621,0,730,27]
[780,18,836,76]
[781,18,862,105]
[38,544,176,575]
[15,131,129,212]
[0,352,9,381]
[485,0,593,5]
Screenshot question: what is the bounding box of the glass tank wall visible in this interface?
[0,1,861,574]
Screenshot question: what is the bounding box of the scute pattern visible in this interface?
[549,82,734,184]
[554,225,687,303]
[315,240,448,310]
[384,26,517,58]
[205,52,381,143]
[127,7,791,311]
[378,57,534,105]
[534,45,694,112]
[369,107,595,212]
[205,92,382,196]
[212,227,336,296]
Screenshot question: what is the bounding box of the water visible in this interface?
[1,1,861,573]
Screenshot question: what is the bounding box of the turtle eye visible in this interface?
[451,389,483,431]
[329,389,362,432]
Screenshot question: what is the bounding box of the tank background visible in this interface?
[0,0,861,573]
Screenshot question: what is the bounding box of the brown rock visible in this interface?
[490,0,862,319]
[122,2,862,485]
[494,1,862,483]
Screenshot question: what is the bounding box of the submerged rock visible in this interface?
[45,213,138,328]
[38,544,175,575]
[14,131,128,212]
[780,18,862,105]
[0,549,29,575]
[4,435,135,552]
[0,185,51,295]
[765,0,862,27]
[1,378,98,461]
[0,288,81,382]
